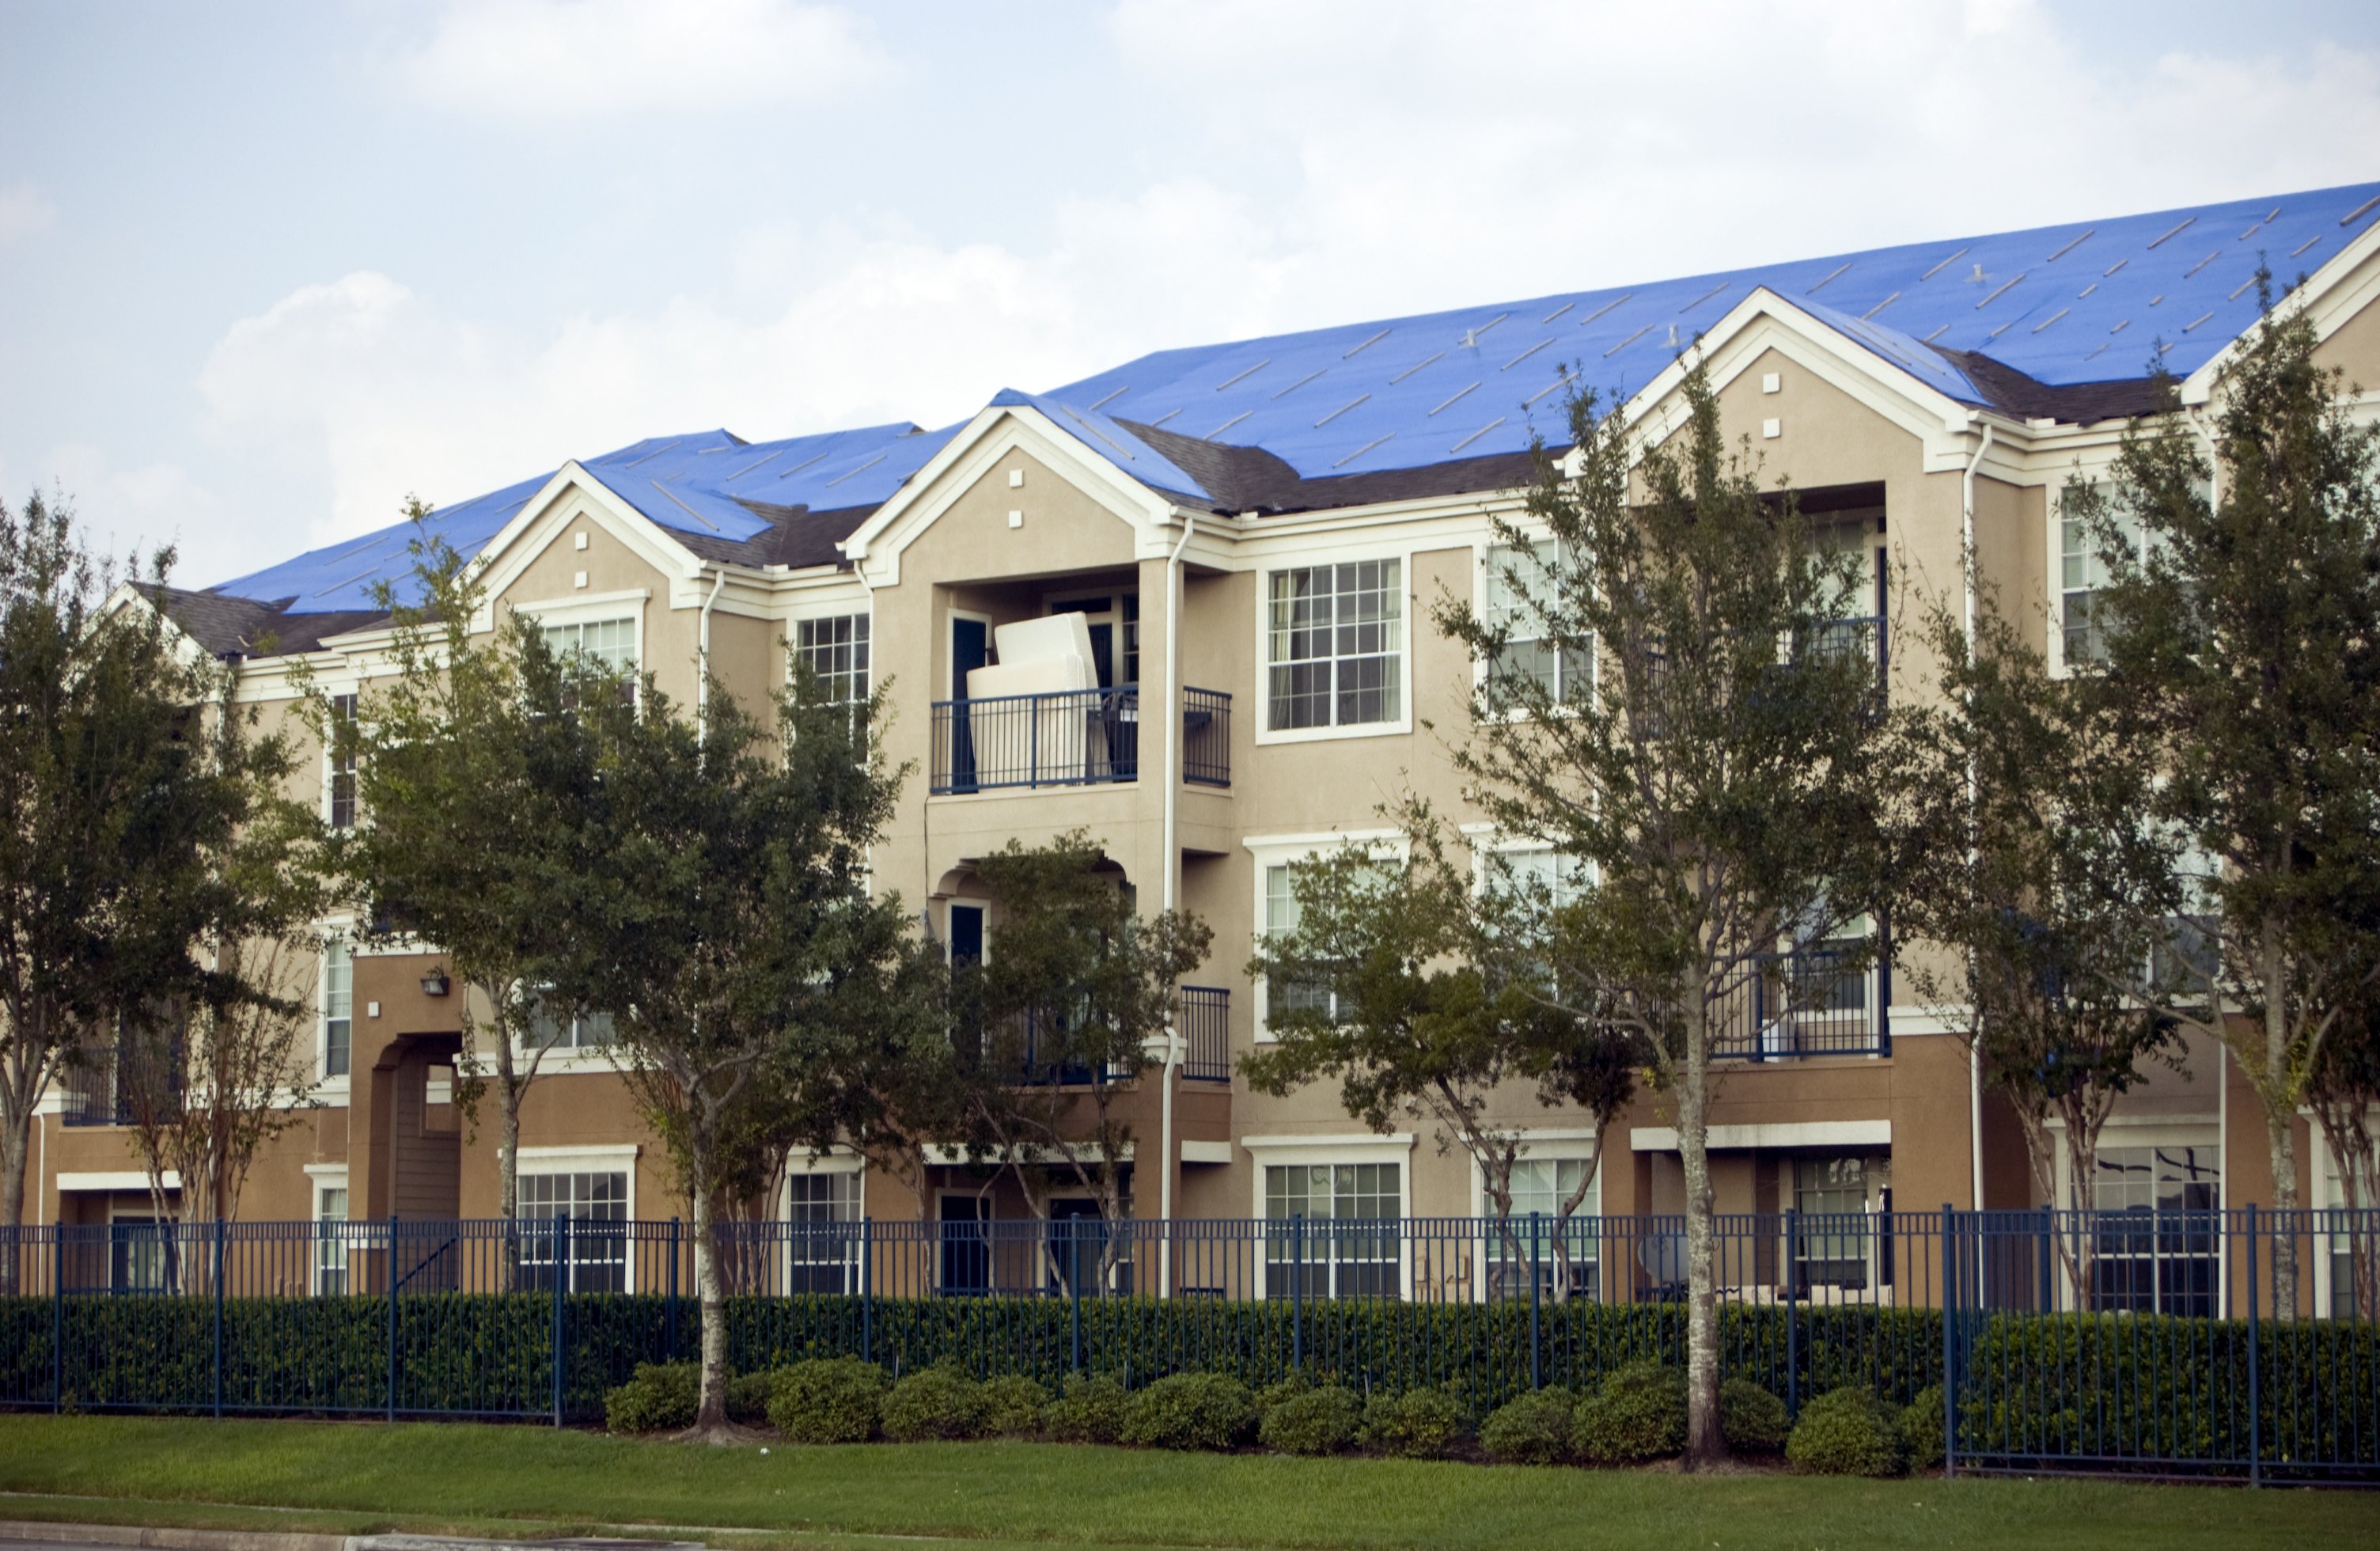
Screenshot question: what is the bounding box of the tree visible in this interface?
[1900,594,2185,1301]
[2076,279,2380,1304]
[581,661,926,1439]
[309,513,606,1231]
[956,830,1211,1284]
[1434,363,1909,1467]
[1,491,310,1290]
[117,765,334,1253]
[1242,811,1642,1301]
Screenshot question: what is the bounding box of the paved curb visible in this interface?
[0,1527,700,1551]
[0,1522,347,1551]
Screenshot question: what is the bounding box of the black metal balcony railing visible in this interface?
[1178,985,1230,1082]
[1712,948,1885,1060]
[931,684,1231,794]
[1799,614,1887,713]
[60,1037,184,1128]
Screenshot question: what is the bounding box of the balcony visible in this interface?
[1179,985,1230,1083]
[1711,948,1885,1060]
[930,684,1231,794]
[59,1037,184,1128]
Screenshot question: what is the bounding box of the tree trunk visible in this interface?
[0,1103,30,1295]
[1679,985,1725,1471]
[691,1152,730,1435]
[2261,931,2300,1310]
[498,1070,522,1292]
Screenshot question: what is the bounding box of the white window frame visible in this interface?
[1245,831,1404,1042]
[2050,1117,2223,1315]
[318,928,354,1093]
[1255,551,1413,745]
[323,683,361,829]
[1469,1133,1606,1302]
[783,1151,864,1295]
[519,590,647,681]
[787,607,875,707]
[515,1143,639,1291]
[1473,536,1594,713]
[1243,1134,1415,1301]
[305,1164,351,1296]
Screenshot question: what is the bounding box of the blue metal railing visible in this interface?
[1179,985,1230,1082]
[1712,948,1885,1059]
[930,684,1230,794]
[5,1207,2376,1481]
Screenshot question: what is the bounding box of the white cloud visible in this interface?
[187,1,2380,586]
[0,180,57,246]
[391,0,890,115]
[35,442,225,578]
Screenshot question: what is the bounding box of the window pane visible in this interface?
[795,614,872,707]
[324,943,351,1079]
[1268,562,1401,730]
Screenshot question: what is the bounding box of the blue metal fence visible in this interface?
[2,1207,2373,1480]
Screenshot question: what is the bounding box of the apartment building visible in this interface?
[31,180,2380,1302]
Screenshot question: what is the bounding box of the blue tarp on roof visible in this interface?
[214,180,2380,614]
[1037,180,2380,478]
[210,419,958,612]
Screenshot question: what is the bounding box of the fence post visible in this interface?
[2037,1204,2052,1312]
[1528,1212,1543,1391]
[1941,1203,1956,1477]
[385,1215,398,1424]
[51,1225,64,1413]
[1070,1222,1084,1375]
[860,1216,874,1365]
[2245,1202,2261,1487]
[667,1217,680,1363]
[1784,1208,1799,1417]
[1029,696,1041,788]
[212,1217,225,1419]
[1290,1212,1305,1375]
[551,1211,568,1428]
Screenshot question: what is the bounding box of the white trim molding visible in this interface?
[1631,1121,1891,1152]
[57,1170,176,1193]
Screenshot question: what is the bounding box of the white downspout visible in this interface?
[1961,419,1995,1212]
[1157,510,1196,1298]
[694,567,727,744]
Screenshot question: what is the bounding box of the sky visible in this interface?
[4,0,2379,590]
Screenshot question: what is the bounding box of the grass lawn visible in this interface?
[2,1416,2374,1551]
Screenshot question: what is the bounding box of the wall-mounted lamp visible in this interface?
[420,969,451,997]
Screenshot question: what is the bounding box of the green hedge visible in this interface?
[2,1291,1936,1423]
[1958,1312,2380,1469]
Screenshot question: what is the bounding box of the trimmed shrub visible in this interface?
[1120,1372,1257,1451]
[1260,1384,1362,1455]
[881,1364,985,1442]
[1479,1388,1575,1466]
[1575,1361,1685,1464]
[1360,1386,1465,1458]
[1901,1383,1946,1472]
[1719,1377,1789,1455]
[1253,1375,1310,1419]
[726,1370,774,1424]
[1787,1386,1907,1477]
[604,1362,698,1434]
[1041,1373,1131,1444]
[767,1356,888,1443]
[978,1375,1048,1437]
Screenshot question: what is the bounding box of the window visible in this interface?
[1485,541,1590,704]
[1121,593,1140,684]
[2152,840,2221,995]
[111,1214,168,1294]
[314,1185,349,1295]
[544,616,637,673]
[525,990,615,1052]
[1264,1162,1400,1299]
[793,614,871,707]
[322,942,351,1079]
[328,693,358,829]
[1268,560,1403,730]
[2091,1143,2219,1316]
[519,1170,630,1292]
[787,1170,861,1294]
[1485,1157,1600,1299]
[2059,491,2139,666]
[1263,863,1336,1021]
[1794,1156,1873,1290]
